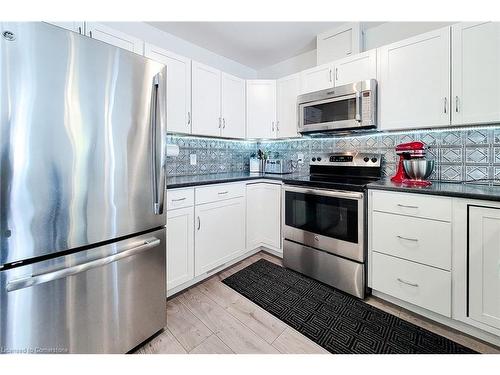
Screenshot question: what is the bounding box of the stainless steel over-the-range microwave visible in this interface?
[297,79,377,133]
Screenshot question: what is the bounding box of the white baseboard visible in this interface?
[167,247,261,298]
[372,290,500,348]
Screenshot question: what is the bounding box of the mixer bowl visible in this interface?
[403,159,435,180]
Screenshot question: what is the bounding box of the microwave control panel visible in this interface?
[361,91,374,126]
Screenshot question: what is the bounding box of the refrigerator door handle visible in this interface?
[6,238,161,292]
[151,72,166,215]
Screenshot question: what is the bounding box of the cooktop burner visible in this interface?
[283,152,382,191]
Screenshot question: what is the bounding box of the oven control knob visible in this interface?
[311,157,316,162]
[363,157,369,162]
[317,157,322,162]
[371,157,378,163]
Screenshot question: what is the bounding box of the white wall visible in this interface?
[256,22,456,79]
[257,49,316,79]
[102,22,257,79]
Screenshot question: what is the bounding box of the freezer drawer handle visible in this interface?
[6,238,160,293]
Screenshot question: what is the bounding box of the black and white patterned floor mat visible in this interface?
[222,259,477,354]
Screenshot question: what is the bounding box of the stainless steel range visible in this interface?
[282,152,382,298]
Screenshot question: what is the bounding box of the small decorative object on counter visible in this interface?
[392,141,434,186]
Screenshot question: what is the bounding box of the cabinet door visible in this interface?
[452,22,500,125]
[192,61,222,137]
[167,207,194,291]
[246,183,282,251]
[221,73,246,139]
[246,80,276,139]
[145,44,191,134]
[334,49,377,86]
[299,63,334,94]
[469,206,500,330]
[378,27,451,130]
[44,22,85,34]
[85,22,143,54]
[317,23,362,65]
[195,198,245,276]
[276,73,300,138]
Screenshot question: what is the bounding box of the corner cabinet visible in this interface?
[378,27,451,130]
[246,182,282,252]
[276,73,301,138]
[246,80,277,139]
[144,44,192,134]
[468,206,500,330]
[452,22,500,125]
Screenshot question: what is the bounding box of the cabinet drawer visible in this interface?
[372,211,451,270]
[195,183,245,205]
[372,252,451,317]
[166,188,194,210]
[371,190,452,221]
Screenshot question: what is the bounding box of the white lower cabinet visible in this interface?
[372,252,451,317]
[246,182,282,252]
[469,206,500,330]
[166,206,194,291]
[195,196,246,276]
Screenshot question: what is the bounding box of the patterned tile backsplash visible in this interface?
[167,125,500,183]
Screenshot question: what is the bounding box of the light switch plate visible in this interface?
[297,153,304,164]
[190,154,197,165]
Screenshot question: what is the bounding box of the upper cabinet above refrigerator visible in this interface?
[85,22,143,54]
[452,22,500,126]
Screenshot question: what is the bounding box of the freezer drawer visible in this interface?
[0,228,166,354]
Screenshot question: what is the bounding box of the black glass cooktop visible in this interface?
[282,174,380,191]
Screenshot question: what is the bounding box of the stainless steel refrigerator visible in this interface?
[0,22,167,354]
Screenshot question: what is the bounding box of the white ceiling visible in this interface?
[147,22,348,69]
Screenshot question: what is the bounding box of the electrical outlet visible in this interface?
[190,154,197,165]
[297,153,304,164]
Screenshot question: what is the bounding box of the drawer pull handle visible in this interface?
[397,278,419,287]
[397,204,419,209]
[171,197,187,202]
[396,235,419,242]
[218,191,229,195]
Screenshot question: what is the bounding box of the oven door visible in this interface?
[283,185,364,262]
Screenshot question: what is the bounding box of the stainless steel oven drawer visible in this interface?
[0,228,166,354]
[283,239,365,298]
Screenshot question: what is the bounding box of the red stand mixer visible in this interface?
[391,141,434,186]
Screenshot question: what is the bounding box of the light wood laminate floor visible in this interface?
[135,252,500,354]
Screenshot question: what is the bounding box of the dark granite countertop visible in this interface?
[166,172,306,189]
[368,178,500,202]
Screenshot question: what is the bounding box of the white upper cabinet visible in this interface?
[468,206,500,330]
[378,27,451,130]
[276,73,301,138]
[333,49,377,86]
[452,22,500,126]
[221,73,246,139]
[246,80,276,139]
[191,61,222,137]
[144,44,192,134]
[317,23,362,65]
[299,63,334,94]
[85,22,143,54]
[44,22,85,34]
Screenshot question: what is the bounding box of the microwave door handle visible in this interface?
[355,92,362,122]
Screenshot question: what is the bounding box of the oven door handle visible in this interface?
[283,185,363,200]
